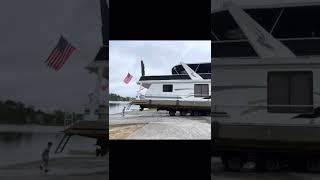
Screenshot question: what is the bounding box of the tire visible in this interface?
[169,110,176,116]
[289,159,306,172]
[180,110,187,116]
[222,156,243,172]
[191,111,199,116]
[265,159,280,171]
[227,158,243,172]
[306,159,320,172]
[255,159,266,172]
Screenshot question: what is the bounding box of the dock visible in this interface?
[55,120,108,154]
[64,120,108,139]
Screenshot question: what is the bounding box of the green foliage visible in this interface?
[0,99,81,125]
[109,93,134,101]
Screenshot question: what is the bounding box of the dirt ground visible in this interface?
[109,124,145,139]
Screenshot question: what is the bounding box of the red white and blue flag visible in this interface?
[123,73,133,84]
[45,36,76,71]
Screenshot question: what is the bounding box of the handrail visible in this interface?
[138,93,211,99]
[63,113,79,130]
[213,104,320,108]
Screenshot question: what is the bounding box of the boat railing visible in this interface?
[63,112,79,130]
[213,104,320,108]
[137,93,211,100]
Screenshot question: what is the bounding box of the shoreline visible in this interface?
[0,124,63,133]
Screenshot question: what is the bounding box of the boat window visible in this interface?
[163,84,173,92]
[194,84,209,97]
[172,63,211,74]
[272,6,320,38]
[268,71,313,113]
[141,83,151,89]
[212,6,320,41]
[212,6,320,57]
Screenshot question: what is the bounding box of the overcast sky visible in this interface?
[109,41,210,98]
[0,0,103,113]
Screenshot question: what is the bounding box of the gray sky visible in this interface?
[109,41,211,98]
[0,0,103,113]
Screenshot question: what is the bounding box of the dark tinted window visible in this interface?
[163,84,173,92]
[172,63,211,74]
[194,84,209,97]
[211,6,320,57]
[268,71,313,113]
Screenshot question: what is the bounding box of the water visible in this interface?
[109,101,139,114]
[0,124,96,167]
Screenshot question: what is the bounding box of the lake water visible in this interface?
[109,101,140,115]
[0,124,96,167]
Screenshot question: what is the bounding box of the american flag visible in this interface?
[45,36,76,71]
[123,73,133,84]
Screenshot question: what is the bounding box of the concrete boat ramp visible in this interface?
[109,110,211,139]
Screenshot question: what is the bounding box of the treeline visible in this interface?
[109,93,134,101]
[0,100,82,125]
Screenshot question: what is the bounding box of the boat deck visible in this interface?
[131,99,211,111]
[64,120,108,139]
[55,120,108,154]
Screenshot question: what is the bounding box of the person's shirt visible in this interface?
[42,147,50,160]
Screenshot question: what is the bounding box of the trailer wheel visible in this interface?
[289,159,306,172]
[139,106,144,111]
[222,157,243,172]
[169,110,176,116]
[255,159,266,172]
[180,110,187,116]
[265,159,280,171]
[306,159,320,172]
[191,111,199,116]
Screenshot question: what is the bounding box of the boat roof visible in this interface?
[139,74,211,81]
[212,3,320,57]
[172,63,211,74]
[212,0,320,13]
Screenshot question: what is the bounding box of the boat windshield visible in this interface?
[212,5,320,57]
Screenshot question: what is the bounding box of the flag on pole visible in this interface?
[45,35,76,71]
[123,73,133,84]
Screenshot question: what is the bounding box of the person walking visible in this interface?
[40,142,53,173]
[122,106,126,117]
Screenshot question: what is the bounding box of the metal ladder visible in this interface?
[55,134,71,154]
[64,112,75,130]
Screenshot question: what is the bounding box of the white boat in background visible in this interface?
[212,0,320,171]
[131,61,211,116]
